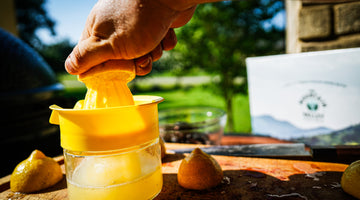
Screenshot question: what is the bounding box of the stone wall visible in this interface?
[286,0,360,53]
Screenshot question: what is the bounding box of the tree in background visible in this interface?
[38,39,74,73]
[14,0,74,73]
[15,0,56,49]
[168,0,285,132]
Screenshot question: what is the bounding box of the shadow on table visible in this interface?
[156,169,355,200]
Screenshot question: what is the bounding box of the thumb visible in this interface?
[171,6,197,28]
[65,36,115,75]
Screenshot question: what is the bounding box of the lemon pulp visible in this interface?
[77,65,135,109]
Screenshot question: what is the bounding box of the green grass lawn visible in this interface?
[58,74,251,133]
[143,87,251,133]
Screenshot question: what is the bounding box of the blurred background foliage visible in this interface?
[14,0,286,133]
[155,0,285,131]
[15,0,56,49]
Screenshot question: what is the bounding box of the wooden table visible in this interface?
[220,135,293,146]
[0,142,356,200]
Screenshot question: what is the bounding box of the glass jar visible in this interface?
[50,95,164,199]
[159,107,227,145]
[64,138,162,200]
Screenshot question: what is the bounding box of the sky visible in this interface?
[36,0,97,44]
[37,0,286,45]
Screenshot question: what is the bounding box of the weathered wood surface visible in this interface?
[0,144,355,200]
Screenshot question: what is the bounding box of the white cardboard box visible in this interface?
[246,48,360,145]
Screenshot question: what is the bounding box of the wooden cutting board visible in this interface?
[158,153,355,200]
[0,146,356,200]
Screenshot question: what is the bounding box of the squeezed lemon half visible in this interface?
[77,64,135,109]
[178,148,223,190]
[10,150,63,193]
[341,160,360,199]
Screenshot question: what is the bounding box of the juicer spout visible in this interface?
[49,105,62,125]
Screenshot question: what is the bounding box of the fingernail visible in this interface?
[136,60,153,76]
[136,56,151,68]
[65,54,77,74]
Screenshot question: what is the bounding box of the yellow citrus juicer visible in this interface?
[49,95,164,151]
[49,64,164,200]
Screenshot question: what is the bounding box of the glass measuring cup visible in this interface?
[50,96,164,200]
[64,139,162,199]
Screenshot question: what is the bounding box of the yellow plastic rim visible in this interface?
[49,95,164,151]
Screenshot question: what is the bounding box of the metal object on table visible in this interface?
[311,145,360,164]
[170,143,311,158]
[171,143,360,163]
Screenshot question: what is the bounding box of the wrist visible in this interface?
[156,0,197,11]
[156,0,224,11]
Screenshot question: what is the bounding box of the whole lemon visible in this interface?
[10,150,63,193]
[341,160,360,199]
[177,148,223,190]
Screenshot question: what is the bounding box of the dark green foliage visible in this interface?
[15,0,56,49]
[166,0,285,131]
[14,0,75,73]
[296,124,360,146]
[37,39,75,73]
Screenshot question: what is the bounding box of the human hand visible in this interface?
[65,0,197,76]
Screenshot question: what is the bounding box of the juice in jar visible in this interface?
[65,139,162,200]
[67,167,162,200]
